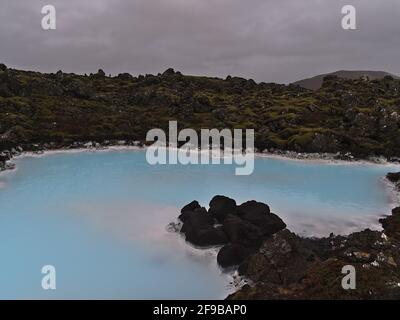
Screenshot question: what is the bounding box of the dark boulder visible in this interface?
[162,68,176,76]
[55,70,63,79]
[238,230,317,284]
[387,172,400,183]
[180,209,214,235]
[180,205,227,247]
[380,207,400,241]
[0,153,11,162]
[186,226,228,247]
[90,69,106,79]
[238,200,270,216]
[223,214,264,247]
[97,69,106,77]
[182,201,201,213]
[237,201,286,236]
[117,73,133,81]
[217,244,257,268]
[179,200,201,222]
[179,207,208,225]
[209,195,237,222]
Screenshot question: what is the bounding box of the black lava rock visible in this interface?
[387,172,400,183]
[209,195,237,223]
[186,226,228,247]
[217,244,256,268]
[179,200,201,222]
[223,214,264,247]
[181,208,214,235]
[238,201,286,236]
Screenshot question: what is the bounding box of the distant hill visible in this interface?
[293,70,399,90]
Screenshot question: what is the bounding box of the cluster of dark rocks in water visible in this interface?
[178,196,286,268]
[177,173,400,299]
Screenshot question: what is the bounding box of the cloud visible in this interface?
[0,0,399,83]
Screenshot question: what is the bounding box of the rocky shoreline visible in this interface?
[174,172,400,299]
[387,172,400,192]
[2,140,399,174]
[258,149,399,164]
[2,65,400,160]
[0,140,144,173]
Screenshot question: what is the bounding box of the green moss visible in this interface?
[288,132,314,148]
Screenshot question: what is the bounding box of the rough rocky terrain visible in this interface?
[1,63,400,166]
[175,172,400,300]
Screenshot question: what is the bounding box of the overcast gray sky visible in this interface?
[0,0,399,83]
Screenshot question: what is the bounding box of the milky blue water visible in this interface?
[0,149,399,299]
